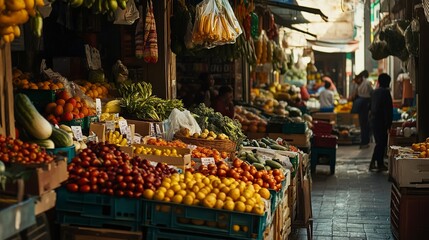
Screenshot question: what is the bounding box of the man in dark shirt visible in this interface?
[369,73,393,171]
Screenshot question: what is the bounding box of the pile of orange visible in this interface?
[45,90,96,125]
[77,81,110,99]
[12,69,64,91]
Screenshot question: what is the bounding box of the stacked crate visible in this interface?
[311,121,337,175]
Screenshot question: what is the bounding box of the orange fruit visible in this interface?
[81,107,89,116]
[74,96,81,102]
[46,114,56,123]
[54,105,64,116]
[45,102,57,114]
[66,98,77,107]
[57,82,64,89]
[79,113,85,119]
[57,90,71,100]
[51,85,59,90]
[97,87,103,95]
[30,85,38,89]
[41,85,50,90]
[37,82,44,88]
[76,102,82,109]
[72,108,80,114]
[64,103,74,113]
[56,99,65,106]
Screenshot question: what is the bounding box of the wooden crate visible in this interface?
[0,43,15,138]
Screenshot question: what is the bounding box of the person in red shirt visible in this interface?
[213,85,234,118]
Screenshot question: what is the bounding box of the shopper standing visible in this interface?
[319,81,335,110]
[350,70,373,149]
[369,73,393,171]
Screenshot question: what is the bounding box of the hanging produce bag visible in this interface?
[135,6,144,58]
[143,0,158,63]
[192,0,242,48]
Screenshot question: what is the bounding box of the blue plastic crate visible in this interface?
[282,122,308,134]
[56,212,142,231]
[0,197,36,240]
[55,187,142,222]
[19,89,57,113]
[46,145,75,163]
[146,227,237,240]
[142,200,267,240]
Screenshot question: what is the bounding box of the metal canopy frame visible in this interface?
[255,0,329,22]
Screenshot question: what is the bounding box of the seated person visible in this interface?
[319,81,334,110]
[213,85,234,119]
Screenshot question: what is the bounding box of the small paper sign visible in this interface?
[118,119,128,135]
[87,134,97,143]
[201,157,215,166]
[106,121,115,131]
[134,136,141,144]
[71,126,83,141]
[95,98,102,117]
[150,161,158,167]
[126,125,132,144]
[149,123,156,136]
[155,124,162,134]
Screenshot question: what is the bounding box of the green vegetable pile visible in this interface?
[191,103,246,144]
[119,82,184,121]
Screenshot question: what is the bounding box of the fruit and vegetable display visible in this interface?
[237,150,287,173]
[143,171,269,215]
[15,93,74,148]
[191,103,245,144]
[0,135,54,164]
[101,99,122,114]
[134,145,183,157]
[44,90,96,124]
[13,76,65,91]
[76,81,112,99]
[234,106,267,133]
[0,0,45,43]
[187,128,230,141]
[66,0,128,15]
[119,82,183,121]
[188,158,285,192]
[411,138,429,158]
[66,142,177,196]
[241,137,300,153]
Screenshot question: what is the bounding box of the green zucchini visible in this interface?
[269,144,288,151]
[246,153,260,164]
[258,141,267,148]
[28,139,55,149]
[251,140,260,147]
[265,159,283,169]
[265,165,271,170]
[252,163,265,170]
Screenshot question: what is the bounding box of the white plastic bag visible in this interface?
[114,0,139,25]
[166,109,201,140]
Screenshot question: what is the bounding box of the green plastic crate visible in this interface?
[46,145,75,163]
[282,122,308,134]
[84,115,99,135]
[268,179,286,213]
[19,89,57,113]
[146,227,237,240]
[142,200,267,239]
[55,187,142,222]
[60,118,85,129]
[56,212,141,231]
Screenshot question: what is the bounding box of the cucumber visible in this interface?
[260,138,272,146]
[269,144,288,151]
[246,153,260,164]
[265,159,283,169]
[252,163,265,170]
[251,140,260,147]
[256,155,266,164]
[265,165,272,170]
[258,141,267,148]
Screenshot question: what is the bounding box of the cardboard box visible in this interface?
[394,157,429,188]
[89,122,135,144]
[268,132,311,147]
[126,119,163,137]
[60,225,142,240]
[245,132,268,140]
[311,112,336,124]
[336,113,359,127]
[388,134,416,147]
[133,144,191,171]
[34,190,56,215]
[5,159,68,196]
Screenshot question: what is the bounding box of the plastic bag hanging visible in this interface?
[143,0,158,63]
[192,0,242,48]
[135,6,144,58]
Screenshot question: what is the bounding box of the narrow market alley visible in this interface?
[292,144,393,240]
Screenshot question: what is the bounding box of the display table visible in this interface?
[390,183,429,240]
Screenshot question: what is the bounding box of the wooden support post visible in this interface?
[0,43,16,138]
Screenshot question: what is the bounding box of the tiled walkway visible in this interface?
[291,144,393,240]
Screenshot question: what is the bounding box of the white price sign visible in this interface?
[106,121,115,131]
[95,98,102,117]
[118,119,128,135]
[71,126,83,141]
[149,123,156,136]
[155,124,162,134]
[133,135,141,144]
[201,157,215,166]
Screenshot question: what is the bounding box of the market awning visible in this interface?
[307,39,360,53]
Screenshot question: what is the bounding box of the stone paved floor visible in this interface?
[290,144,393,240]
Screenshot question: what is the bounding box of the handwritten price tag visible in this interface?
[118,120,128,135]
[71,126,83,141]
[149,123,156,136]
[133,136,141,144]
[95,98,102,117]
[106,121,115,131]
[201,157,215,166]
[155,124,162,134]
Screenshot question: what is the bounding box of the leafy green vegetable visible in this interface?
[191,103,246,145]
[119,82,184,121]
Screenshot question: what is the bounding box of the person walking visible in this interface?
[350,70,373,149]
[369,73,393,171]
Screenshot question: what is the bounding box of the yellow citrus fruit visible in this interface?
[196,192,206,201]
[158,187,167,193]
[171,184,181,193]
[142,189,155,200]
[220,186,230,194]
[202,195,216,208]
[242,226,249,232]
[193,198,200,205]
[154,190,165,201]
[163,197,171,202]
[223,200,235,211]
[212,188,220,195]
[258,188,270,200]
[172,194,183,204]
[183,195,194,205]
[228,188,240,201]
[245,204,253,212]
[234,201,246,212]
[238,196,247,203]
[202,177,210,186]
[252,203,265,215]
[215,199,224,209]
[192,185,200,193]
[186,191,196,199]
[165,189,175,198]
[242,190,254,199]
[232,224,240,232]
[217,192,226,201]
[177,190,187,197]
[180,182,187,189]
[194,172,203,180]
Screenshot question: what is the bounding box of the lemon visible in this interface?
[225,196,233,202]
[232,224,240,232]
[191,185,200,193]
[196,182,205,189]
[242,226,249,232]
[194,172,203,180]
[172,194,183,204]
[193,198,200,205]
[153,190,165,201]
[158,187,167,193]
[161,181,171,189]
[245,204,253,212]
[177,190,187,197]
[186,191,196,199]
[222,178,231,186]
[165,189,175,198]
[218,183,226,189]
[183,195,194,205]
[200,188,209,195]
[252,203,265,215]
[163,197,171,202]
[238,196,247,203]
[202,177,211,186]
[163,178,172,184]
[196,192,206,201]
[171,184,181,193]
[223,200,235,211]
[211,188,220,195]
[215,199,224,209]
[228,188,240,201]
[142,189,155,200]
[155,149,162,156]
[186,181,195,189]
[258,188,270,200]
[242,190,254,199]
[180,182,187,189]
[234,201,246,212]
[246,198,255,207]
[212,180,222,188]
[217,192,226,201]
[220,186,230,194]
[202,195,216,208]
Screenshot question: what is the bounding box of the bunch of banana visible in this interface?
[0,0,45,43]
[103,99,121,113]
[69,0,128,16]
[107,130,128,146]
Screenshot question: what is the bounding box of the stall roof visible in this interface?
[307,39,359,53]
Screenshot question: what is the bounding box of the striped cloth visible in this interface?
[143,0,158,63]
